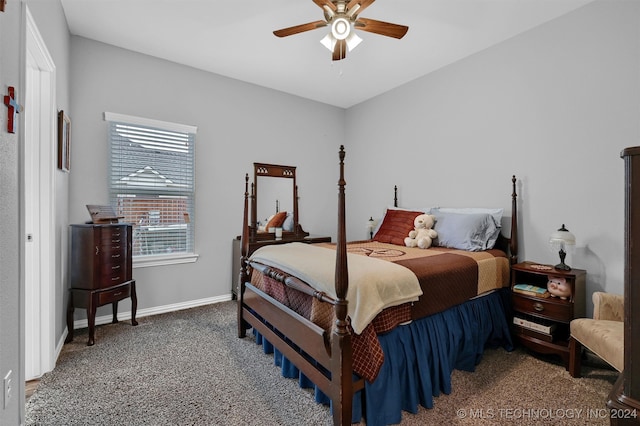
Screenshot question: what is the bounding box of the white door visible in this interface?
[23,6,56,380]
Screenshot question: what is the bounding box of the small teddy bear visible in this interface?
[404,214,438,249]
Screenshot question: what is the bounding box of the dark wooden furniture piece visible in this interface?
[231,234,331,298]
[237,146,518,425]
[511,261,586,368]
[607,147,640,424]
[66,223,138,346]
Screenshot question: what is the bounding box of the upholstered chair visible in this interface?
[569,291,624,378]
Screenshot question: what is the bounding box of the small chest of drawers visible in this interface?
[66,223,138,346]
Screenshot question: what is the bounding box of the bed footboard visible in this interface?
[242,282,364,403]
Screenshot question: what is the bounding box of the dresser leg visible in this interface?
[111,301,119,324]
[87,294,97,346]
[65,292,74,344]
[130,281,138,326]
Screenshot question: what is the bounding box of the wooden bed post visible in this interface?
[394,185,398,208]
[331,145,353,426]
[238,173,250,338]
[509,175,518,264]
[249,182,256,241]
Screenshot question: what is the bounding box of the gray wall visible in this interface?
[0,1,71,424]
[345,0,640,315]
[69,36,345,317]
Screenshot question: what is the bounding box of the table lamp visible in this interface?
[549,224,576,271]
[367,217,375,239]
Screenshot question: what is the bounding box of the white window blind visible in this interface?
[106,113,196,259]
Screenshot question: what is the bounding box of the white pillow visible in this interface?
[434,207,503,227]
[282,213,294,232]
[431,208,503,251]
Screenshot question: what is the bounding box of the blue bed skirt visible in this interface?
[252,287,513,425]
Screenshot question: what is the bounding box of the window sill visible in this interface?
[133,253,199,268]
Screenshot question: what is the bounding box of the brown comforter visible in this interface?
[330,241,510,319]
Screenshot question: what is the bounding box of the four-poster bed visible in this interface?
[237,146,519,425]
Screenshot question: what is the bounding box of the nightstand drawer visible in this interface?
[513,294,573,323]
[97,284,131,305]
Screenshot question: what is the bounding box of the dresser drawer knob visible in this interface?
[113,292,122,297]
[111,276,120,281]
[112,254,120,258]
[533,302,545,312]
[111,265,120,270]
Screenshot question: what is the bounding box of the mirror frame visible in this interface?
[250,162,308,241]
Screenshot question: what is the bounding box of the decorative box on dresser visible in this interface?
[66,223,138,346]
[511,261,586,369]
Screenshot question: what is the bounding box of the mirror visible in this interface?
[256,177,292,226]
[251,163,308,240]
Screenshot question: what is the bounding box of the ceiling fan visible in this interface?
[273,0,409,61]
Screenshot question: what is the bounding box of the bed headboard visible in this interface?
[389,175,518,264]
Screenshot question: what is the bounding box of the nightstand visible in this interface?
[511,261,586,368]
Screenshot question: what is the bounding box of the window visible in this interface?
[106,112,197,267]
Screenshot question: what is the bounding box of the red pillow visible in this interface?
[265,211,287,230]
[373,209,423,246]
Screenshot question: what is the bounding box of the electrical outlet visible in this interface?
[3,370,12,409]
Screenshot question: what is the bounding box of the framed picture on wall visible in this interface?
[58,110,70,172]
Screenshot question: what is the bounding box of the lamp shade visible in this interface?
[367,216,376,239]
[549,224,576,247]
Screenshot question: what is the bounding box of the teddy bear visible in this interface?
[404,214,438,249]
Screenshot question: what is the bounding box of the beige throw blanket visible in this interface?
[250,242,422,334]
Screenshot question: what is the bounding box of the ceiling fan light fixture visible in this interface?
[320,33,336,52]
[323,5,335,18]
[331,17,351,40]
[321,27,361,53]
[346,4,360,18]
[346,31,362,51]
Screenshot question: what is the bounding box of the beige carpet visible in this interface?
[25,301,617,425]
[398,348,616,425]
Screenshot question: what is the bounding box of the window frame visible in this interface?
[105,112,199,268]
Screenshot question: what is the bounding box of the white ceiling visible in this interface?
[60,0,594,108]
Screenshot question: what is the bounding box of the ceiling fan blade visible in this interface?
[347,0,375,16]
[332,39,347,61]
[313,0,337,11]
[273,20,327,38]
[355,17,408,39]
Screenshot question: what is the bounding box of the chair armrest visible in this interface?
[592,291,624,321]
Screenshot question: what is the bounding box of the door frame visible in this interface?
[21,4,57,380]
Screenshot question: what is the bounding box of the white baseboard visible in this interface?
[70,294,233,330]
